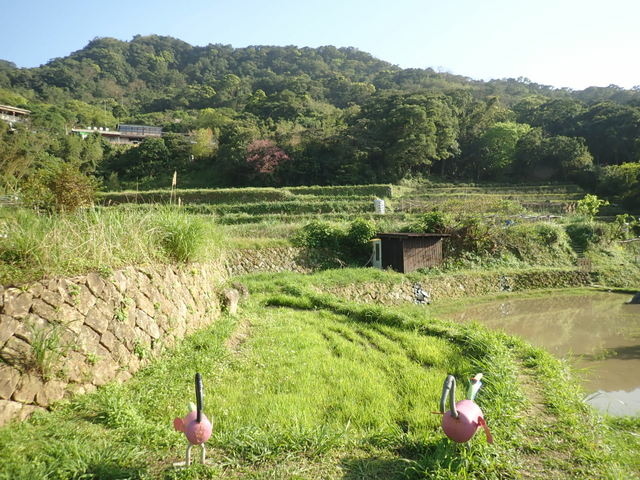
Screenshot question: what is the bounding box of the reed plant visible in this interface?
[0,206,220,285]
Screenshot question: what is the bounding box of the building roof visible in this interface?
[0,104,31,115]
[71,125,163,139]
[71,128,121,137]
[376,232,451,239]
[117,124,162,135]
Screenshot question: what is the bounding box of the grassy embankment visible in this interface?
[2,180,639,287]
[1,271,639,479]
[0,206,222,285]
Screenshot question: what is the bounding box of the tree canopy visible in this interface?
[0,35,639,194]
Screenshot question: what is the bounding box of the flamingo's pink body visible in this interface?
[442,399,490,443]
[173,411,212,445]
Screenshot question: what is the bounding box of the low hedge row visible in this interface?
[216,211,413,225]
[99,187,294,205]
[410,184,583,194]
[184,199,377,216]
[99,184,394,206]
[288,184,393,197]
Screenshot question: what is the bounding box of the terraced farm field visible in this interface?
[99,183,591,244]
[1,273,636,479]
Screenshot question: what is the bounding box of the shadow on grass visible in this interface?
[340,438,469,480]
[340,456,418,480]
[77,463,146,480]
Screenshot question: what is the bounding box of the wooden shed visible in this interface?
[373,233,450,273]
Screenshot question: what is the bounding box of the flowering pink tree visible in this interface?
[245,139,290,174]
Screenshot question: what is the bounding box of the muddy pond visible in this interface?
[443,291,640,416]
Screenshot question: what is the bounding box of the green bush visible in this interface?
[533,223,561,244]
[22,163,98,212]
[613,214,640,239]
[497,222,574,267]
[420,210,451,233]
[293,220,340,250]
[597,163,640,197]
[576,194,609,218]
[344,218,377,259]
[564,220,614,251]
[448,215,499,257]
[155,209,206,262]
[293,218,377,265]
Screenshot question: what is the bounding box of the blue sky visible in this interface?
[1,0,638,90]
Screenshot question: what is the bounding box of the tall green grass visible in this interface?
[0,207,221,285]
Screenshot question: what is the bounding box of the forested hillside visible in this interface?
[0,35,638,208]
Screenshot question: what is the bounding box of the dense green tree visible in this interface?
[347,92,460,181]
[1,35,640,191]
[514,130,594,181]
[455,95,511,178]
[514,98,585,136]
[545,135,593,180]
[104,137,170,181]
[0,124,54,191]
[214,120,263,185]
[190,128,217,159]
[577,102,640,166]
[474,121,531,180]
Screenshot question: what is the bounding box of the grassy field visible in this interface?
[1,272,638,479]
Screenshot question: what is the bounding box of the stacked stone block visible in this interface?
[225,247,313,275]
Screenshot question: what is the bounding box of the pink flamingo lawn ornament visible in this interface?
[435,373,493,444]
[173,373,213,467]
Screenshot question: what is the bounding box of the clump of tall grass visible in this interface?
[0,206,221,285]
[27,321,72,380]
[154,207,207,262]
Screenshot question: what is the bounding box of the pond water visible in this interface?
[443,292,640,416]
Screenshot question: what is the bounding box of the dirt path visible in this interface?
[224,317,252,355]
[515,361,575,479]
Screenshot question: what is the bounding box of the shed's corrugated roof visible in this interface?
[0,104,31,115]
[376,232,450,239]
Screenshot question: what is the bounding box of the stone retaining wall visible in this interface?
[0,262,226,426]
[320,270,593,305]
[225,247,314,275]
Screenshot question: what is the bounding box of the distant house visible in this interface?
[371,233,450,273]
[0,104,30,127]
[71,124,162,145]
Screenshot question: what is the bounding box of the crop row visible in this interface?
[408,183,584,194]
[99,184,394,205]
[402,193,583,200]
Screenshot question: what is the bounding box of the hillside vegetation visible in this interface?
[0,36,639,210]
[1,36,640,480]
